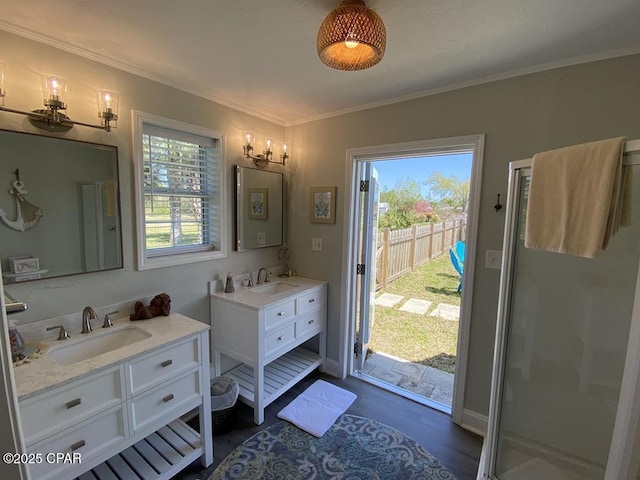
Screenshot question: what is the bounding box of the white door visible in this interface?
[355,163,379,370]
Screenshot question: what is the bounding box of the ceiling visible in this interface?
[0,0,639,126]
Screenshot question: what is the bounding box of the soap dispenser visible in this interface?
[224,272,235,293]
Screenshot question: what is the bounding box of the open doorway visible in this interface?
[345,135,484,421]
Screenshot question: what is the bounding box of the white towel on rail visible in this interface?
[525,136,626,258]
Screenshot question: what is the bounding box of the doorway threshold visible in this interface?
[352,369,452,415]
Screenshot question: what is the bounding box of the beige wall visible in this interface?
[285,54,640,416]
[2,28,639,420]
[0,30,285,328]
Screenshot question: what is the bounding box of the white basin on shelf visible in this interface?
[250,282,297,295]
[48,326,151,365]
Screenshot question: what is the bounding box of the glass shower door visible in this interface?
[492,165,640,480]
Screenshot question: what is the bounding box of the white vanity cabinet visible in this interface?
[18,324,212,480]
[211,279,327,424]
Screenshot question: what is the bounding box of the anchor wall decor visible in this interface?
[0,169,43,232]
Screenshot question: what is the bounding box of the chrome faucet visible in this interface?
[81,306,97,334]
[256,267,271,284]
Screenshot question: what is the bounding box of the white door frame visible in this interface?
[0,276,28,479]
[338,134,485,425]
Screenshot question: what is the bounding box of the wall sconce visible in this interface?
[243,132,289,168]
[0,66,118,132]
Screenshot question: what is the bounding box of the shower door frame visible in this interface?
[480,139,640,480]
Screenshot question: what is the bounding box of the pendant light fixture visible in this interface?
[317,0,386,71]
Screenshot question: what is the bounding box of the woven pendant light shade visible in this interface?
[317,0,386,71]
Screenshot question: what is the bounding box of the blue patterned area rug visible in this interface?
[210,414,457,480]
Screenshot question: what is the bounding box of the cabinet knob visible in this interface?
[308,298,315,303]
[163,394,175,403]
[308,319,315,324]
[277,335,285,341]
[70,440,86,451]
[66,398,82,409]
[161,359,173,368]
[277,311,286,316]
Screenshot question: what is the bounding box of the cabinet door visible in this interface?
[27,406,125,480]
[128,336,199,396]
[298,288,325,315]
[130,370,201,434]
[265,299,296,329]
[265,323,296,357]
[20,366,122,446]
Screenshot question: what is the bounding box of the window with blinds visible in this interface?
[133,112,226,270]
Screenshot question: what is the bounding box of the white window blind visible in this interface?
[142,124,220,256]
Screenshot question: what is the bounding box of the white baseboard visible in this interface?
[460,408,488,437]
[322,358,341,378]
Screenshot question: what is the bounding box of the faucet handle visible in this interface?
[47,325,70,341]
[247,272,254,287]
[102,311,118,328]
[265,270,271,282]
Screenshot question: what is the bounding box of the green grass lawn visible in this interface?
[368,253,461,373]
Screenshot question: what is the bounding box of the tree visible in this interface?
[423,173,470,212]
[413,199,439,223]
[379,178,422,229]
[380,178,422,211]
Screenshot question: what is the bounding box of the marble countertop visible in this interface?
[210,276,326,309]
[13,313,208,401]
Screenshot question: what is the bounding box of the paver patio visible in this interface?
[363,351,454,406]
[374,292,404,308]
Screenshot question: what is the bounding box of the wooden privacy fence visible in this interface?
[375,217,467,290]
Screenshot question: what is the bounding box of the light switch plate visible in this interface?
[257,232,266,245]
[312,238,323,252]
[486,250,502,270]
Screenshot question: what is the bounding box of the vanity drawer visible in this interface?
[20,366,122,446]
[296,311,324,339]
[265,323,295,356]
[298,288,325,315]
[27,405,125,480]
[128,336,199,395]
[265,299,296,329]
[131,370,201,434]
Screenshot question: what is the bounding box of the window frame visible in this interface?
[132,110,226,270]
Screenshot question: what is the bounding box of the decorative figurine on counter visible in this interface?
[130,293,171,320]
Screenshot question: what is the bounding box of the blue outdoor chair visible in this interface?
[455,240,466,264]
[449,248,464,293]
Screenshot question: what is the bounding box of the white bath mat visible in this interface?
[277,380,357,437]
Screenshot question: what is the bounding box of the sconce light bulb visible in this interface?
[245,132,253,145]
[48,77,62,97]
[0,62,5,101]
[282,142,288,153]
[265,137,273,150]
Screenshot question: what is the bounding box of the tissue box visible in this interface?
[9,256,40,274]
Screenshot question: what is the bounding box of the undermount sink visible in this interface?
[48,326,151,365]
[250,282,297,295]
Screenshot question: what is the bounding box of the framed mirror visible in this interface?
[0,129,122,283]
[235,166,283,251]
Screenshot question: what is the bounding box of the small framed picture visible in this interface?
[248,188,268,220]
[309,186,336,224]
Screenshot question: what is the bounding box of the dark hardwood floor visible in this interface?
[174,371,483,480]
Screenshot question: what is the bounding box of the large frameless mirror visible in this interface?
[0,129,122,283]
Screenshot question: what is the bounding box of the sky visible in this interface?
[372,152,472,199]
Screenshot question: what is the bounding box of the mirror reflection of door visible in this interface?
[80,181,121,272]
